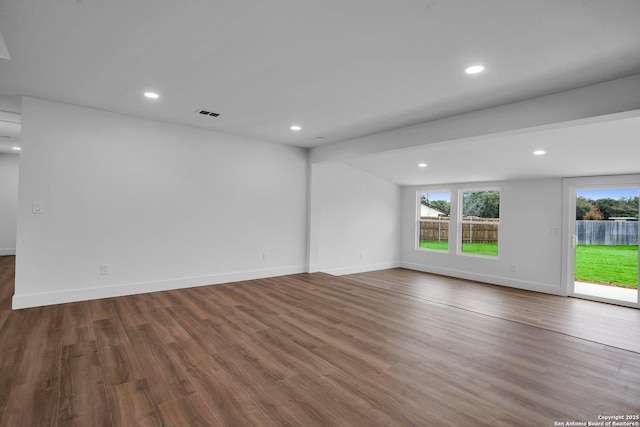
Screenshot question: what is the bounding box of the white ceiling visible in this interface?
[346,113,640,186]
[1,0,640,149]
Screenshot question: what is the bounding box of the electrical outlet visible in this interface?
[101,264,109,275]
[550,226,560,235]
[510,264,517,272]
[262,253,269,261]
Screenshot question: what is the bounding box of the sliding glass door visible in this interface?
[564,177,639,308]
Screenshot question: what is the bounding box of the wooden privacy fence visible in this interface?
[420,217,450,241]
[420,217,499,243]
[461,218,499,244]
[576,220,638,245]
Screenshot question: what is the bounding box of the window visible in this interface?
[460,189,500,257]
[417,191,451,251]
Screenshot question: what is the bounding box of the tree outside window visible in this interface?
[460,189,500,257]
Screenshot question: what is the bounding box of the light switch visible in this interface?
[32,202,42,214]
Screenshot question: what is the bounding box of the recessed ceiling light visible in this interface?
[290,125,302,131]
[533,150,546,155]
[144,92,160,99]
[465,65,485,74]
[418,163,427,168]
[11,146,21,151]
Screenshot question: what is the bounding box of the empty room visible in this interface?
[1,1,639,426]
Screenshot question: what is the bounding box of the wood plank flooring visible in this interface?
[1,255,639,426]
[346,268,640,353]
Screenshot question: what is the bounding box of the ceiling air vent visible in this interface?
[198,110,220,117]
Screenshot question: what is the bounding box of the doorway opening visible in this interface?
[0,101,22,259]
[564,178,639,308]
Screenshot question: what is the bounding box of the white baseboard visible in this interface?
[320,261,401,276]
[0,248,16,256]
[10,260,565,309]
[12,264,306,309]
[400,262,565,296]
[307,263,321,273]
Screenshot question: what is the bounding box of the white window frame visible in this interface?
[416,190,451,252]
[458,187,501,259]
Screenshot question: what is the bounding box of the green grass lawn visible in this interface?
[575,245,638,288]
[462,242,498,257]
[419,240,448,251]
[420,240,498,256]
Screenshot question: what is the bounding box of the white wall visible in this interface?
[401,179,565,294]
[309,162,401,275]
[14,97,309,308]
[0,153,19,255]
